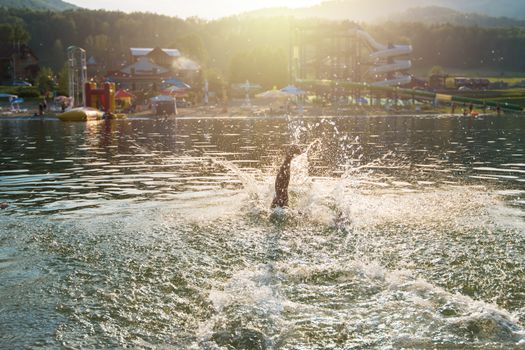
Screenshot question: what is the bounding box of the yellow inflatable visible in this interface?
[57,108,127,122]
[58,107,105,121]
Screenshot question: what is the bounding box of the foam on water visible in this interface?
[117,148,519,348]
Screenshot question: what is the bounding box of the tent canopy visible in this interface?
[11,98,24,104]
[233,81,262,91]
[161,85,189,97]
[115,89,135,99]
[150,95,175,102]
[162,78,191,89]
[255,89,289,99]
[0,93,18,99]
[281,85,305,95]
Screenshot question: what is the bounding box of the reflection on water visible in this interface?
[0,115,524,348]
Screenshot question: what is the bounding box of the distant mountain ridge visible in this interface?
[246,0,525,22]
[0,0,77,11]
[388,6,525,28]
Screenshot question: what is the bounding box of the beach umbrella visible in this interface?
[150,95,175,102]
[11,98,25,104]
[0,93,18,99]
[237,80,261,91]
[281,85,305,95]
[162,78,191,89]
[161,85,188,95]
[160,86,189,98]
[255,89,289,99]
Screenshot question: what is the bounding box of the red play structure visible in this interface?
[85,82,116,113]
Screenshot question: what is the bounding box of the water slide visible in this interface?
[369,60,412,75]
[356,30,413,87]
[369,75,412,87]
[297,79,524,112]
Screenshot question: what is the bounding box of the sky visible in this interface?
[67,0,323,19]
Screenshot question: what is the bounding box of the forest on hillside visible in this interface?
[0,0,77,11]
[2,8,525,88]
[247,0,525,23]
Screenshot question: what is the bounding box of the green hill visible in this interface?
[0,0,77,11]
[439,0,525,19]
[388,6,525,27]
[246,0,525,22]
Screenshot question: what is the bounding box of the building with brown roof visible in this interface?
[109,47,200,92]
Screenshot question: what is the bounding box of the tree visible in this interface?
[35,67,56,94]
[0,22,30,46]
[429,65,445,76]
[229,46,288,89]
[0,24,14,43]
[50,39,66,71]
[204,67,226,93]
[85,34,110,65]
[171,33,208,64]
[4,6,525,84]
[10,23,30,45]
[57,64,69,96]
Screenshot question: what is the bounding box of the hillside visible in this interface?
[0,0,77,11]
[246,0,525,22]
[388,6,525,28]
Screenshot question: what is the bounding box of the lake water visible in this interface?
[0,114,524,349]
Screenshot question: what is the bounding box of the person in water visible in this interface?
[271,144,303,209]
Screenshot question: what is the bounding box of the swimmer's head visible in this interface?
[285,144,303,158]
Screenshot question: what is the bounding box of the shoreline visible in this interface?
[0,105,510,120]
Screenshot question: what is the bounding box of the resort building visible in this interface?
[0,44,39,83]
[108,47,200,91]
[130,47,181,66]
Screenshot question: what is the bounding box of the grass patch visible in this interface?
[0,86,40,98]
[413,66,525,78]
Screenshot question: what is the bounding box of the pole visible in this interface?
[12,56,16,84]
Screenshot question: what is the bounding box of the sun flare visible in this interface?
[68,0,322,18]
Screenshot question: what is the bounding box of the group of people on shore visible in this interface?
[451,102,502,116]
[36,98,48,116]
[32,97,71,116]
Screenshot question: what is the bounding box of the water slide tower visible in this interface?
[291,22,412,87]
[291,22,364,83]
[67,46,87,107]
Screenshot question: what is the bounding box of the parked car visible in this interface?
[13,81,32,86]
[1,81,32,87]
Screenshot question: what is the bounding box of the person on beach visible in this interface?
[271,145,303,209]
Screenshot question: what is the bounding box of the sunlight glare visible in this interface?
[68,0,323,18]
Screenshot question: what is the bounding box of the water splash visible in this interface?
[2,116,524,348]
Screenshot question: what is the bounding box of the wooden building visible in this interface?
[110,47,200,92]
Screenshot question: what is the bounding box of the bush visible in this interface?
[0,86,41,98]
